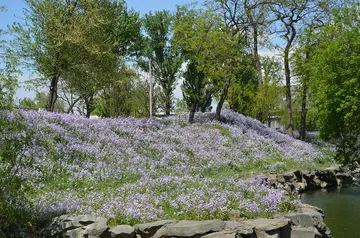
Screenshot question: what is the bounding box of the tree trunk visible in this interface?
[299,83,308,141]
[215,77,231,121]
[165,100,171,116]
[66,97,80,114]
[253,28,264,122]
[189,103,196,124]
[84,96,94,118]
[45,75,59,112]
[284,28,296,137]
[299,51,310,141]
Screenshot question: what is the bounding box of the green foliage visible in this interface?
[258,56,283,124]
[181,60,213,113]
[17,92,65,112]
[13,0,142,115]
[139,10,182,115]
[0,113,34,232]
[93,66,161,118]
[309,4,360,164]
[228,55,258,118]
[174,5,247,120]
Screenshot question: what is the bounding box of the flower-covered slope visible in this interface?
[1,110,331,224]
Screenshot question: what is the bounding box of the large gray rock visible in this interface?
[283,213,315,228]
[244,218,291,238]
[83,217,109,238]
[135,220,176,238]
[314,170,337,188]
[64,215,98,230]
[315,222,332,238]
[290,227,315,238]
[152,220,226,238]
[298,204,324,216]
[64,227,85,238]
[223,221,254,235]
[302,171,319,190]
[42,215,98,237]
[108,225,135,238]
[294,182,307,192]
[201,231,238,238]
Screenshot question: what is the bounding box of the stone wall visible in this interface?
[265,165,360,193]
[42,203,330,238]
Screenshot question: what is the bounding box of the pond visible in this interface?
[301,186,360,238]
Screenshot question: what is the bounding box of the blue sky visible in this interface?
[1,0,203,101]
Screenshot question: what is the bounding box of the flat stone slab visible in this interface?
[284,213,315,228]
[153,220,226,238]
[291,227,315,238]
[201,231,237,238]
[135,220,177,238]
[83,217,109,238]
[109,225,135,238]
[224,221,254,235]
[244,218,290,232]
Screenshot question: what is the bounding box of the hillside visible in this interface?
[0,110,334,225]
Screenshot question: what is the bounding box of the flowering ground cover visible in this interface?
[0,110,334,225]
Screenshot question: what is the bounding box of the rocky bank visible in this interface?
[41,203,330,238]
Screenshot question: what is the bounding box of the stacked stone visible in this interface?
[41,205,331,238]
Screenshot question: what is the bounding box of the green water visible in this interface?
[301,186,360,238]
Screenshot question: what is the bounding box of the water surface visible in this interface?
[301,186,360,238]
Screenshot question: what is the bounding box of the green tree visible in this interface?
[259,56,283,126]
[175,5,245,121]
[309,4,360,164]
[210,0,275,121]
[271,0,331,136]
[181,60,213,123]
[139,10,182,115]
[13,0,84,112]
[63,0,142,118]
[13,0,141,115]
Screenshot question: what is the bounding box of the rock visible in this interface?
[315,222,332,238]
[42,215,98,237]
[64,215,97,230]
[83,217,109,238]
[276,175,286,184]
[315,170,337,187]
[298,204,324,216]
[244,218,291,238]
[135,220,176,238]
[294,170,304,183]
[42,216,67,237]
[244,218,289,232]
[303,171,319,190]
[224,221,254,235]
[294,182,307,192]
[201,231,237,238]
[283,213,315,228]
[153,220,226,238]
[290,227,315,238]
[336,172,354,185]
[64,227,85,238]
[108,225,135,238]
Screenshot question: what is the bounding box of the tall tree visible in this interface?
[13,0,83,112]
[309,4,360,164]
[175,5,244,121]
[13,0,142,115]
[139,10,182,115]
[209,0,275,121]
[260,56,283,127]
[182,60,213,123]
[271,0,328,136]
